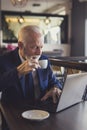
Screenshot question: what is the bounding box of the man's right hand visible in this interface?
[17,59,40,76]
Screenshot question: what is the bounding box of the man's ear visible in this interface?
[18,42,24,49]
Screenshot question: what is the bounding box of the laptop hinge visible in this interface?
[82,85,87,101]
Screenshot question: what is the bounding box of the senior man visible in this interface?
[0,25,62,104]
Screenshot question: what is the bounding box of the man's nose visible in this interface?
[36,48,42,55]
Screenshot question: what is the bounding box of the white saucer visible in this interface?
[22,110,50,121]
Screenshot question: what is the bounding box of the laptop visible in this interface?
[56,72,87,112]
[35,72,87,113]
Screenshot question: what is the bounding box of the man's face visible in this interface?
[21,33,44,60]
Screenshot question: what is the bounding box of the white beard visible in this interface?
[26,55,40,60]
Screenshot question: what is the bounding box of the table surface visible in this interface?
[0,101,87,130]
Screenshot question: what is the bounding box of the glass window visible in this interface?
[1,11,68,44]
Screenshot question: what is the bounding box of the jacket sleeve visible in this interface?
[0,67,19,91]
[47,65,62,90]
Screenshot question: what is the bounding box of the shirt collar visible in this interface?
[18,50,25,63]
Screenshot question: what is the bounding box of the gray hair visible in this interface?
[18,25,44,43]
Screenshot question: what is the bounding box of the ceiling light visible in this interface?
[44,17,51,25]
[11,0,28,8]
[18,16,24,24]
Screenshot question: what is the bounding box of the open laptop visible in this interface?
[35,72,87,113]
[56,72,87,112]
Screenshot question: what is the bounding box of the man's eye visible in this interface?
[33,47,37,49]
[31,46,43,50]
[32,47,38,49]
[30,46,36,49]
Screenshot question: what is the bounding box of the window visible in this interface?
[1,11,68,44]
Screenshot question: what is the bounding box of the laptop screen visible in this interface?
[56,72,87,112]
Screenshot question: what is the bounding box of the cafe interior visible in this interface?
[0,0,87,56]
[0,0,87,130]
[0,0,87,73]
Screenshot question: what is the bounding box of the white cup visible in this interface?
[39,59,48,69]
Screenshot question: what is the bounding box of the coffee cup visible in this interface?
[39,59,48,69]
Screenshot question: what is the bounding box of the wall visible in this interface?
[71,0,87,56]
[43,44,71,56]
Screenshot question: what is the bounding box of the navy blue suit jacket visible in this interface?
[0,48,61,103]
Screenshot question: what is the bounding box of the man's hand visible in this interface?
[41,87,61,103]
[17,59,40,76]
